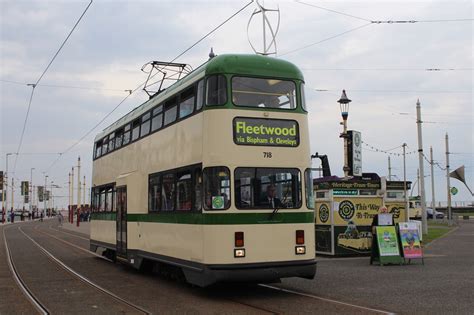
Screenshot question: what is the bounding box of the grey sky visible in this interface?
[1,0,472,208]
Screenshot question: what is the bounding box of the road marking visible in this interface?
[259,284,395,315]
[49,225,90,241]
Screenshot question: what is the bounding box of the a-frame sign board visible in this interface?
[373,226,404,265]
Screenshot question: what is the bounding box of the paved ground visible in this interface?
[1,219,473,314]
[280,221,474,314]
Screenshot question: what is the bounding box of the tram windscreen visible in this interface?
[232,77,297,109]
[234,168,301,209]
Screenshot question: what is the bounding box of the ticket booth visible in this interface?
[314,175,408,256]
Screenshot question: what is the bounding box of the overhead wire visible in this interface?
[0,79,129,93]
[12,0,93,173]
[45,0,254,172]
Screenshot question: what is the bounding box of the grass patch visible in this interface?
[423,226,454,244]
[428,221,450,228]
[454,212,474,216]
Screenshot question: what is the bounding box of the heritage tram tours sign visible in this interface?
[233,117,299,147]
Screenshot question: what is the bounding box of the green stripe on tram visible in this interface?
[91,212,313,224]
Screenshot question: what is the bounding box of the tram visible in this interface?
[89,54,316,287]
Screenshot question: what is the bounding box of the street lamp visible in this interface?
[337,90,352,178]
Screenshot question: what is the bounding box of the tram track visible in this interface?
[3,226,50,315]
[37,222,393,314]
[4,224,151,315]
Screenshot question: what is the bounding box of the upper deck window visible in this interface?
[301,82,307,112]
[232,77,296,110]
[206,75,227,106]
[164,97,177,126]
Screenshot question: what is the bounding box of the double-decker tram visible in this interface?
[90,54,316,287]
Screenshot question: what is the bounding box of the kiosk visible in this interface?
[314,175,409,256]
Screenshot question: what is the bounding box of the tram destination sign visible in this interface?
[233,117,299,147]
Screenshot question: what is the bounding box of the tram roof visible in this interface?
[96,54,304,141]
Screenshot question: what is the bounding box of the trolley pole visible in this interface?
[44,175,48,218]
[71,167,74,224]
[77,157,81,227]
[30,168,35,218]
[403,143,409,222]
[416,99,428,235]
[388,156,392,181]
[430,146,436,221]
[445,133,452,225]
[68,172,71,224]
[83,176,86,212]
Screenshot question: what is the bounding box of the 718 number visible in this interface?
[263,152,272,158]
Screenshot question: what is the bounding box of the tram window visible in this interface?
[234,167,301,209]
[100,189,106,212]
[194,168,202,211]
[164,97,177,126]
[95,140,102,158]
[176,171,192,211]
[151,105,163,132]
[232,77,296,109]
[140,114,151,137]
[102,137,109,154]
[115,129,123,149]
[203,167,231,210]
[149,174,161,212]
[132,119,140,141]
[179,87,195,119]
[109,133,115,152]
[196,80,204,111]
[151,113,163,132]
[301,82,307,112]
[305,169,315,209]
[206,75,227,106]
[161,173,175,211]
[106,188,113,211]
[123,124,131,145]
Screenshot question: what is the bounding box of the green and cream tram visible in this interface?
[90,54,316,287]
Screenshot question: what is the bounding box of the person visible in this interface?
[40,211,44,222]
[370,206,393,264]
[263,184,283,209]
[57,212,63,226]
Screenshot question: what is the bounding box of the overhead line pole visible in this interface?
[416,99,428,234]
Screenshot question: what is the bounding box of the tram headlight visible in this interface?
[295,246,306,255]
[234,249,246,258]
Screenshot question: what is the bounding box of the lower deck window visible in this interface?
[234,167,301,209]
[203,167,231,210]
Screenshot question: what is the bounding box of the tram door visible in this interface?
[116,186,127,258]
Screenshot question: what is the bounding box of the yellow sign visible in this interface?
[333,197,383,225]
[386,202,407,223]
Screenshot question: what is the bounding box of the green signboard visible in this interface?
[333,189,358,196]
[374,226,403,265]
[450,187,458,195]
[233,117,299,147]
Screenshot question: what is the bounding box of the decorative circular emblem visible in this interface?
[338,200,355,220]
[319,204,329,223]
[212,196,224,209]
[390,207,400,218]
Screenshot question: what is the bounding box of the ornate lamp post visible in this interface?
[337,90,352,178]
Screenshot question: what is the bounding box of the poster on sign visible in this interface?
[376,226,400,257]
[399,222,423,259]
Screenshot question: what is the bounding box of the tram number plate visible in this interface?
[263,152,273,158]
